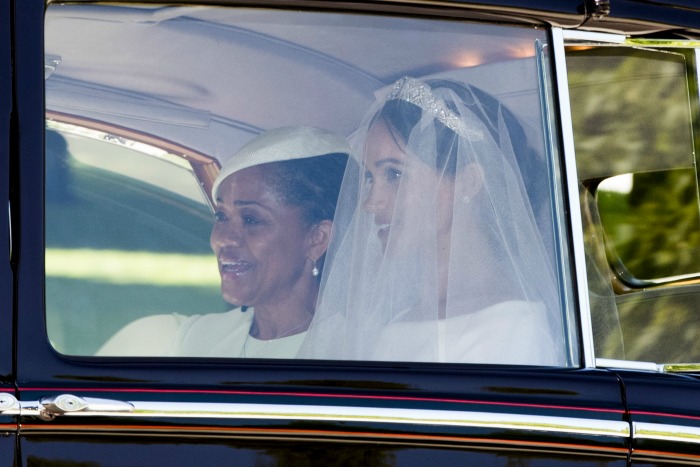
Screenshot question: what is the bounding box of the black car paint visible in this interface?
[1,0,13,387]
[5,0,700,464]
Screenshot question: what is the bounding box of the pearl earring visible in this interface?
[312,259,319,277]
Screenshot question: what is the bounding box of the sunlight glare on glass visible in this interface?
[599,173,633,194]
[46,249,220,287]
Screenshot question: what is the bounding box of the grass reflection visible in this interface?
[46,248,220,286]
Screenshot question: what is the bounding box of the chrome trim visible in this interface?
[596,358,662,372]
[536,38,579,367]
[14,397,630,438]
[634,421,700,444]
[7,202,10,259]
[0,393,19,413]
[627,38,700,48]
[38,394,134,420]
[555,29,658,369]
[663,363,700,373]
[552,27,595,368]
[561,30,625,44]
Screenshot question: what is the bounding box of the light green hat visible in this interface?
[212,126,351,199]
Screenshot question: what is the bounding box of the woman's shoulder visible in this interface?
[375,301,560,365]
[464,300,546,326]
[173,307,253,357]
[178,307,252,336]
[95,308,252,357]
[451,300,562,365]
[95,313,189,356]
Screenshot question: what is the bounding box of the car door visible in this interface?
[0,0,12,376]
[11,1,632,465]
[1,0,17,461]
[562,30,700,465]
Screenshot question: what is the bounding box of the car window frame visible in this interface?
[44,112,225,356]
[33,3,581,369]
[558,29,700,370]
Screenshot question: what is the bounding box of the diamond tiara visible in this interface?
[386,77,483,142]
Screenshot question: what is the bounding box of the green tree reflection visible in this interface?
[567,46,700,362]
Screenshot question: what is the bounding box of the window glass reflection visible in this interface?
[45,122,225,355]
[597,170,700,282]
[45,5,572,364]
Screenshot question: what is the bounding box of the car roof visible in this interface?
[44,1,700,165]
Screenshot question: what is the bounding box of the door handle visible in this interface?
[0,392,19,414]
[1,392,134,420]
[38,394,135,420]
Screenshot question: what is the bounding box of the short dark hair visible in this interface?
[262,153,349,226]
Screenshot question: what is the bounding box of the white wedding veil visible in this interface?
[301,77,566,365]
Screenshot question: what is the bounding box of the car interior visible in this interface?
[567,45,700,364]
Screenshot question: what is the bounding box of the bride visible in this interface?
[302,77,566,365]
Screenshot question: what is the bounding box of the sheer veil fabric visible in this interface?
[301,77,566,365]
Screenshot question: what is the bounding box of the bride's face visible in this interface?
[363,119,455,255]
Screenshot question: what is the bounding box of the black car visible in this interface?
[3,0,700,465]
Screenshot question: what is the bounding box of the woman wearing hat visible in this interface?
[98,126,350,358]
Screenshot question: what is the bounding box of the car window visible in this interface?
[45,4,576,365]
[45,120,226,355]
[566,42,700,364]
[597,169,700,282]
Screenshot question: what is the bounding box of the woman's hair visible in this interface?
[374,79,535,180]
[262,153,349,226]
[373,79,547,226]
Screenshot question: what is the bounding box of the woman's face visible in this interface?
[363,119,455,255]
[211,165,313,307]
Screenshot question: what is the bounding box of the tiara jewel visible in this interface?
[386,77,482,142]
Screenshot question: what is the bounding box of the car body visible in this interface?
[2,0,700,465]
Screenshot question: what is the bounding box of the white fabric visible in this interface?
[96,313,188,356]
[170,308,306,358]
[373,301,557,364]
[97,308,306,358]
[301,77,566,365]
